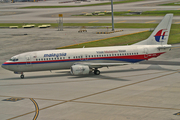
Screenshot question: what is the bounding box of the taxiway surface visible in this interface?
[1,0,180,119]
[0,28,180,120]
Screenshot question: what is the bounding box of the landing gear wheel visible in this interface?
[94,70,100,75]
[20,74,24,79]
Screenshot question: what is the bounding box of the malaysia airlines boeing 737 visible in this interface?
[2,14,173,78]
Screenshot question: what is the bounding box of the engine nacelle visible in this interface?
[70,65,90,75]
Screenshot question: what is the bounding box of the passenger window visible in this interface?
[104,55,106,57]
[117,54,119,56]
[44,58,46,60]
[132,53,133,55]
[68,57,70,59]
[115,54,116,56]
[99,55,101,57]
[49,58,51,60]
[46,58,48,60]
[94,55,96,57]
[39,59,41,61]
[112,54,114,56]
[81,56,83,58]
[63,57,65,59]
[97,55,98,57]
[102,55,103,57]
[60,57,62,59]
[89,55,90,58]
[54,58,56,60]
[52,58,53,60]
[78,56,80,58]
[107,54,108,56]
[137,53,138,55]
[86,55,87,58]
[73,56,75,59]
[36,59,38,61]
[109,54,111,56]
[91,55,93,57]
[41,58,43,61]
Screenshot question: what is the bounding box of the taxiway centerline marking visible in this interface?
[175,21,180,24]
[88,21,98,23]
[29,98,39,120]
[145,20,156,23]
[73,101,180,111]
[116,21,126,23]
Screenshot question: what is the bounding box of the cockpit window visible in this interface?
[9,58,18,62]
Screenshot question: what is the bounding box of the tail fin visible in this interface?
[134,14,173,45]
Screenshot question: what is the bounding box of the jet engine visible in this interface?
[70,65,90,75]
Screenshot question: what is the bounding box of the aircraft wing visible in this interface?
[73,62,131,68]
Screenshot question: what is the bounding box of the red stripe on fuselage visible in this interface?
[3,52,165,65]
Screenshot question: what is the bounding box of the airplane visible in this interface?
[1,14,173,79]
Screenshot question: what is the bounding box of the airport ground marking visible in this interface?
[73,101,180,111]
[69,71,177,101]
[175,21,180,24]
[5,71,177,120]
[29,98,39,120]
[145,20,156,23]
[7,98,39,120]
[88,21,99,23]
[116,21,126,23]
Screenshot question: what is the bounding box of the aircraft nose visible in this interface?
[1,63,8,70]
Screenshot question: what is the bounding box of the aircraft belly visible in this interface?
[16,62,73,72]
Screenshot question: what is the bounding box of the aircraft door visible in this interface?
[144,48,148,58]
[26,55,32,66]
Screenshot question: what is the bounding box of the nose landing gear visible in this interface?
[20,73,24,79]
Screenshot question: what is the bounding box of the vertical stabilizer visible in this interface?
[134,14,173,45]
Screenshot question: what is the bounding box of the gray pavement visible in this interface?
[0,0,180,23]
[1,27,180,120]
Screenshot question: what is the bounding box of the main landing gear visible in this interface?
[94,68,100,75]
[20,73,24,79]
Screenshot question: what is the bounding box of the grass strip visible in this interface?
[0,23,159,28]
[57,27,180,49]
[1,23,180,29]
[57,30,151,49]
[19,0,144,9]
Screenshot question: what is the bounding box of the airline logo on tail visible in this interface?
[154,29,168,42]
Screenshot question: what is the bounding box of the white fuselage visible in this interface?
[2,45,170,72]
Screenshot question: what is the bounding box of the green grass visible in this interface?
[0,23,159,28]
[160,2,180,6]
[1,23,180,29]
[20,0,144,9]
[57,31,152,49]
